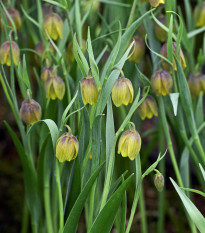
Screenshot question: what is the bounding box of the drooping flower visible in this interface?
[0,41,20,66]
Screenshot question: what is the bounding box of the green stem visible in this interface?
[44,185,54,233]
[21,201,29,233]
[100,140,117,210]
[158,96,183,187]
[125,184,141,233]
[157,119,165,233]
[56,160,64,233]
[139,187,147,233]
[88,181,97,231]
[127,0,138,28]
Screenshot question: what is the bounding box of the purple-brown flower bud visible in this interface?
[44,73,65,100]
[151,69,173,96]
[35,42,55,61]
[42,13,64,40]
[137,95,158,120]
[0,41,20,66]
[188,72,205,98]
[154,172,164,192]
[160,42,186,71]
[154,15,167,42]
[118,126,141,160]
[0,7,21,30]
[41,66,53,83]
[20,99,42,125]
[67,39,86,63]
[112,77,134,107]
[56,126,79,162]
[80,76,98,105]
[194,2,205,27]
[128,36,145,63]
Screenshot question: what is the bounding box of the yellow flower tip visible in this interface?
[45,74,65,100]
[112,77,134,107]
[56,133,79,163]
[151,69,173,96]
[80,77,98,105]
[42,13,64,40]
[140,0,165,7]
[20,99,42,125]
[0,41,20,66]
[160,42,186,71]
[137,95,158,120]
[188,72,205,98]
[128,36,145,63]
[118,129,141,160]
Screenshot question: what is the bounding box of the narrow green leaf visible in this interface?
[171,178,205,232]
[63,162,105,233]
[169,93,179,116]
[88,174,134,233]
[27,119,59,149]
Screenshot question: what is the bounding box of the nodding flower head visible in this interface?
[56,126,79,162]
[160,42,186,71]
[118,124,141,160]
[42,13,64,40]
[0,7,21,29]
[154,14,167,42]
[137,95,158,120]
[0,41,20,66]
[112,77,134,107]
[20,98,42,125]
[151,69,173,96]
[188,72,205,98]
[80,76,98,105]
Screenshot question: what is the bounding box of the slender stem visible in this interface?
[125,184,141,233]
[100,140,117,210]
[127,0,138,28]
[139,187,147,233]
[44,185,54,233]
[21,200,29,233]
[158,96,183,187]
[88,181,97,230]
[56,160,64,233]
[157,119,165,233]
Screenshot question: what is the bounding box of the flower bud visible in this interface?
[56,127,79,162]
[160,42,186,71]
[20,99,42,125]
[140,0,165,8]
[0,41,20,66]
[137,95,158,120]
[112,77,134,107]
[0,7,21,29]
[42,13,63,40]
[154,15,167,42]
[154,173,164,192]
[188,72,205,98]
[45,73,65,100]
[151,69,173,96]
[194,2,205,27]
[80,76,98,105]
[41,66,53,83]
[118,128,141,160]
[67,39,86,63]
[128,36,145,63]
[34,42,55,63]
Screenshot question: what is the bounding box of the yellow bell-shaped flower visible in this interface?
[80,76,98,105]
[0,41,20,66]
[118,123,141,160]
[112,77,134,107]
[151,69,173,96]
[56,126,79,162]
[42,13,63,40]
[188,72,205,98]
